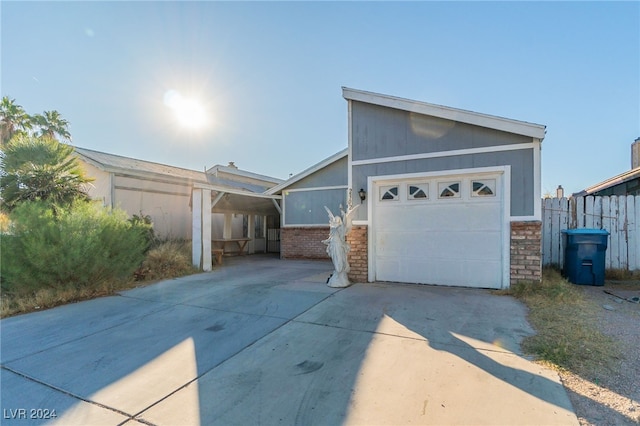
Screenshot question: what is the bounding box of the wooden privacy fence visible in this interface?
[542,195,640,270]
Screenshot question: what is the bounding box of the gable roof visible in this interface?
[74,146,208,183]
[207,163,284,189]
[266,148,348,195]
[342,87,546,140]
[74,146,276,194]
[574,167,640,196]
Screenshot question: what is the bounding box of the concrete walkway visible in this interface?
[1,255,578,425]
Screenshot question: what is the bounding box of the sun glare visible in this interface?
[163,90,208,130]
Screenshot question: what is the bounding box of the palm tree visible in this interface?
[0,134,92,212]
[33,110,71,142]
[0,96,32,146]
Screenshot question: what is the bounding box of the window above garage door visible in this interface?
[375,174,500,205]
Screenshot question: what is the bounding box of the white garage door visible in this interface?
[373,173,504,289]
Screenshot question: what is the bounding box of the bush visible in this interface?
[0,201,151,295]
[137,240,196,281]
[128,213,157,250]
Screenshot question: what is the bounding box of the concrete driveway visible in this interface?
[1,255,578,425]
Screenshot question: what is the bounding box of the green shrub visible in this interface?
[128,213,157,250]
[0,201,150,295]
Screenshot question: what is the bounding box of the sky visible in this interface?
[1,1,638,196]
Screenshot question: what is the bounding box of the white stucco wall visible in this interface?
[79,161,112,207]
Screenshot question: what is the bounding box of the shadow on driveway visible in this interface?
[1,256,579,425]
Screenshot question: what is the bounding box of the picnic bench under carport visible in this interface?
[211,238,252,265]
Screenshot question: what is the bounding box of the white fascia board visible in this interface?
[193,182,282,199]
[369,165,509,183]
[282,224,330,228]
[284,185,348,193]
[347,99,354,202]
[351,143,534,166]
[266,148,348,195]
[342,87,546,140]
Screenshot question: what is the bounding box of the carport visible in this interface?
[191,183,282,271]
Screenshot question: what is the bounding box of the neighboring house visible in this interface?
[75,147,207,239]
[266,88,547,289]
[573,138,640,197]
[75,148,283,253]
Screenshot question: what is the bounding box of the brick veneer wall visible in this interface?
[280,225,369,283]
[511,221,542,284]
[280,227,329,259]
[347,225,368,283]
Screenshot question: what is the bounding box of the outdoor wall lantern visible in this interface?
[358,188,367,203]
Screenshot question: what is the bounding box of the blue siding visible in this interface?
[351,102,531,162]
[284,189,347,225]
[352,149,534,219]
[289,157,348,190]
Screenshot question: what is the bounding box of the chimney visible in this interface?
[227,161,238,170]
[633,138,640,169]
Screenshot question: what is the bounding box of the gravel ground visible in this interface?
[558,282,640,425]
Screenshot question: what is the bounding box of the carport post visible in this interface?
[192,188,202,269]
[247,214,255,254]
[223,213,233,239]
[202,189,212,270]
[191,187,212,271]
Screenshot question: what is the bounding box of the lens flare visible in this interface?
[163,90,208,130]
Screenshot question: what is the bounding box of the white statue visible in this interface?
[323,204,358,288]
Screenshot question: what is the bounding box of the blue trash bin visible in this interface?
[561,229,609,286]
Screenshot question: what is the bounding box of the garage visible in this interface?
[272,88,545,287]
[372,171,506,289]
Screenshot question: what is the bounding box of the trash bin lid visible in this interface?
[561,228,609,235]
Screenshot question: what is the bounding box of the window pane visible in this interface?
[438,181,460,199]
[440,188,455,197]
[380,185,399,201]
[472,179,496,197]
[408,184,428,200]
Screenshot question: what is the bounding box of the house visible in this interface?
[75,147,283,255]
[263,88,547,289]
[573,138,640,197]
